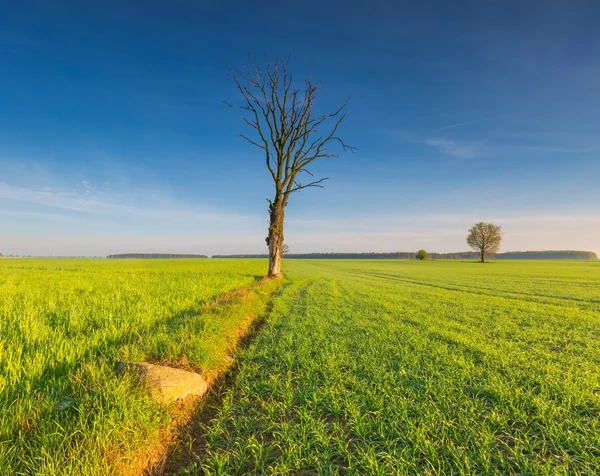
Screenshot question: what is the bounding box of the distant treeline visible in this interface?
[213,250,598,260]
[496,250,598,260]
[107,253,208,259]
[213,252,477,259]
[213,251,474,259]
[212,252,412,259]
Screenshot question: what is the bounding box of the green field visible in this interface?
[181,260,600,474]
[2,259,600,474]
[0,258,275,474]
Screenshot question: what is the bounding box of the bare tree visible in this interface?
[226,54,354,277]
[282,243,290,256]
[466,222,502,262]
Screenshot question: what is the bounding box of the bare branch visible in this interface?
[238,134,267,150]
[225,54,354,276]
[287,177,329,194]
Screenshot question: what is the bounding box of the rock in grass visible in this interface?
[117,362,208,405]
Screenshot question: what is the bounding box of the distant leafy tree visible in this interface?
[467,222,502,262]
[415,249,429,260]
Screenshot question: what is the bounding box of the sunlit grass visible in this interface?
[187,260,600,474]
[3,258,599,474]
[0,258,269,474]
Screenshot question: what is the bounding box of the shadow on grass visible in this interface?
[4,275,268,447]
[153,280,291,475]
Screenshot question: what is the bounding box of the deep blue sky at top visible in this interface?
[1,0,599,255]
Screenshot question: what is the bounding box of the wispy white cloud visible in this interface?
[0,155,269,255]
[422,137,597,159]
[2,152,598,256]
[0,181,255,224]
[438,120,479,130]
[423,138,483,159]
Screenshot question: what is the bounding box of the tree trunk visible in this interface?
[481,249,485,263]
[267,199,284,277]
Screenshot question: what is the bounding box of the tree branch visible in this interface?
[287,177,329,194]
[226,54,354,200]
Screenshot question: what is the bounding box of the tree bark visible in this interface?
[267,199,284,277]
[481,249,485,263]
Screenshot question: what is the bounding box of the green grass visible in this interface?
[2,259,600,474]
[180,260,600,474]
[0,258,273,475]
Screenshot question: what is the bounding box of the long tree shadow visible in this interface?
[152,280,291,475]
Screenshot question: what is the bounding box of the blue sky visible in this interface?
[1,0,599,256]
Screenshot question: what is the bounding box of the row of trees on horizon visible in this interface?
[2,250,596,260]
[212,250,598,260]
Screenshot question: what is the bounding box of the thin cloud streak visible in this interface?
[421,138,598,159]
[438,120,479,130]
[0,182,256,224]
[423,138,483,159]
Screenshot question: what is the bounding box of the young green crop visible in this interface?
[181,260,600,474]
[0,258,269,475]
[3,258,599,474]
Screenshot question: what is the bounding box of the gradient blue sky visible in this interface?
[1,0,599,256]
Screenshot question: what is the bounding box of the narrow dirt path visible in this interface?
[155,286,285,475]
[117,277,286,475]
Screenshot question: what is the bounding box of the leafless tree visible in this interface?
[282,243,290,256]
[466,222,503,262]
[225,54,354,277]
